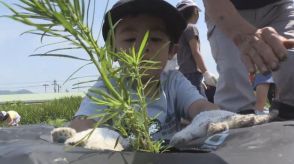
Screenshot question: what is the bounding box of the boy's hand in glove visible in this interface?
[203,71,217,86]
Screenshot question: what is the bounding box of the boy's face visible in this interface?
[114,14,176,80]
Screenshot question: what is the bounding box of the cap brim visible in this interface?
[177,4,202,12]
[102,0,186,43]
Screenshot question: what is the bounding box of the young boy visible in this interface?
[69,0,219,143]
[0,111,21,126]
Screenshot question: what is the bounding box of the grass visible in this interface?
[0,96,82,127]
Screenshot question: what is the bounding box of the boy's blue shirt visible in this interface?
[75,70,204,140]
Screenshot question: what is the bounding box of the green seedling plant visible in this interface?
[1,0,166,153]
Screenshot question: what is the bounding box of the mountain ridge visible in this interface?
[0,89,33,95]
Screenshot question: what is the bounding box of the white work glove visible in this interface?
[52,127,129,151]
[203,71,217,87]
[169,110,235,146]
[66,128,129,151]
[169,109,276,146]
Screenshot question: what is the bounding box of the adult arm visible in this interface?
[187,99,219,120]
[203,0,294,73]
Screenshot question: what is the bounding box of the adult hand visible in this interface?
[233,27,294,74]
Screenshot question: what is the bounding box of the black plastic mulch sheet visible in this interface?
[1,121,294,164]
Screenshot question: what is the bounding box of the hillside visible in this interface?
[0,89,33,95]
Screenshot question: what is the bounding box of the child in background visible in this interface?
[176,0,217,94]
[0,110,21,126]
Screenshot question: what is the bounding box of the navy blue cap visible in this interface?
[102,0,187,43]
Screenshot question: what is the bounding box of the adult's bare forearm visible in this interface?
[203,0,256,40]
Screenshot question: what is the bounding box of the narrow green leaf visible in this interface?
[63,62,93,85]
[29,53,90,61]
[34,41,70,52]
[72,79,98,86]
[137,31,149,62]
[43,47,81,54]
[53,12,76,34]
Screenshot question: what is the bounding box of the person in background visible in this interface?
[0,110,21,126]
[204,0,294,118]
[176,0,217,95]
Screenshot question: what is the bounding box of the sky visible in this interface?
[0,0,217,93]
